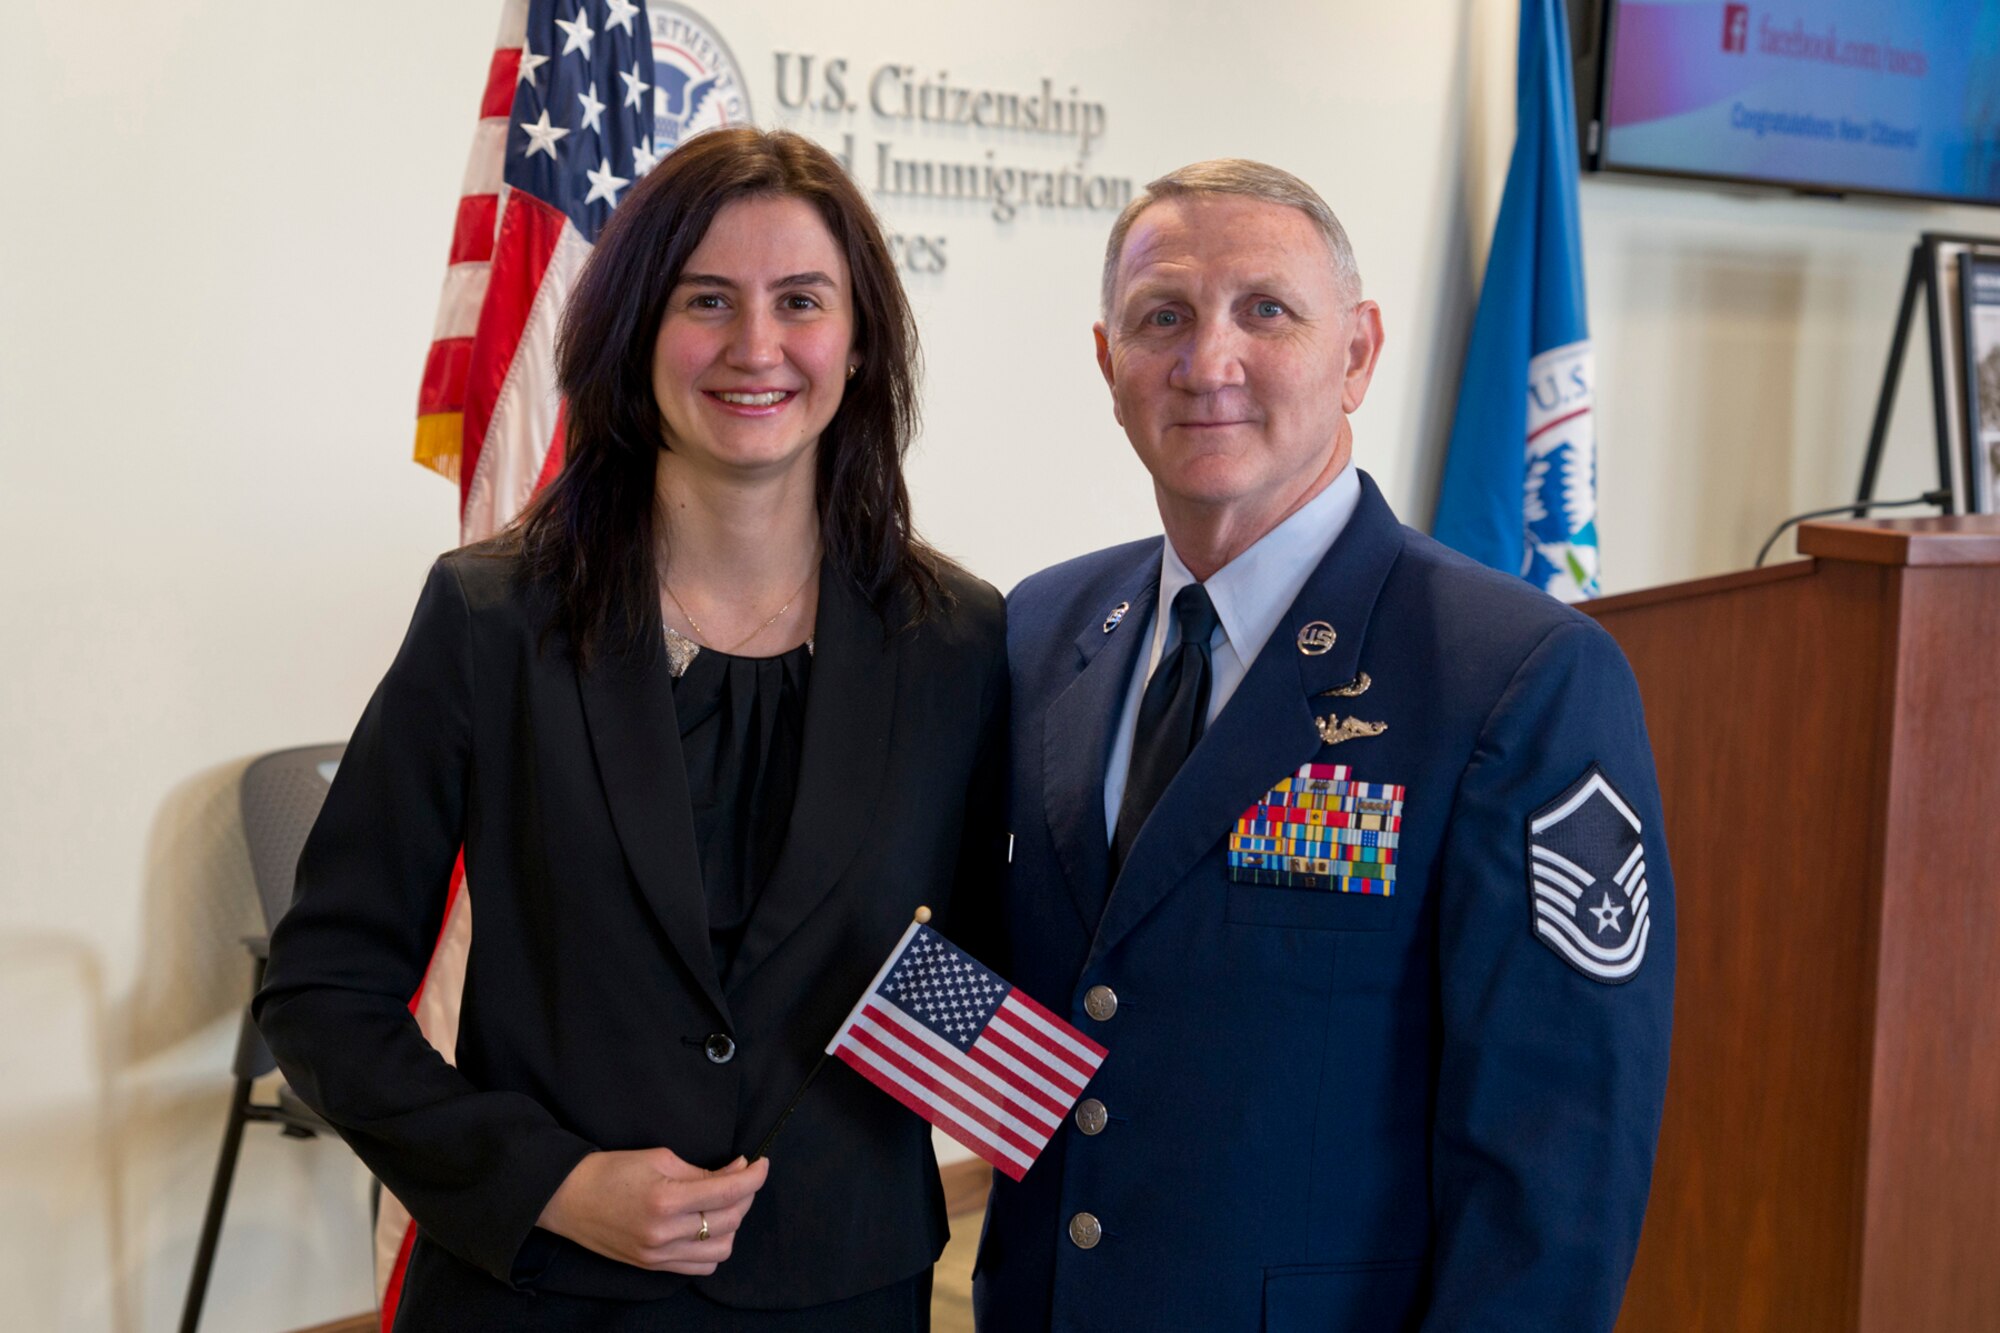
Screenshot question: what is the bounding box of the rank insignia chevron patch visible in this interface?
[1527,765,1649,983]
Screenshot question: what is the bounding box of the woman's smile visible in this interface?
[705,387,800,414]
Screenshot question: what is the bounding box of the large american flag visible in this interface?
[380,3,658,1324]
[411,0,656,538]
[828,924,1109,1182]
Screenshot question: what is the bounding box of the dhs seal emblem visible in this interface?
[647,2,749,155]
[1527,765,1649,984]
[1523,340,1599,601]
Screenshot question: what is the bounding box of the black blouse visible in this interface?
[669,638,812,983]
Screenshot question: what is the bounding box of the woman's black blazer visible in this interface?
[254,546,1007,1307]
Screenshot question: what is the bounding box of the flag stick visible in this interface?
[746,905,933,1163]
[748,1050,827,1163]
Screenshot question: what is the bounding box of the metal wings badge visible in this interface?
[1313,669,1383,745]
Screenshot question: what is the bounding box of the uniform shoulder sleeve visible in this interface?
[1421,618,1676,1332]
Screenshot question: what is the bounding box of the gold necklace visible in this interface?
[665,562,818,655]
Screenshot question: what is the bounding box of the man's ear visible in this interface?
[1094,322,1123,426]
[1340,300,1386,415]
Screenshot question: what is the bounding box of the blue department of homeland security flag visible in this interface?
[1433,0,1599,601]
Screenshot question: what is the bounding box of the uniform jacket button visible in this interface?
[1075,1098,1108,1135]
[704,1033,737,1064]
[1083,985,1118,1022]
[1068,1211,1103,1249]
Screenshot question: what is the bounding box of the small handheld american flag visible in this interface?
[826,921,1108,1182]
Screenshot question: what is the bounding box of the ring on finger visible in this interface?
[696,1211,710,1243]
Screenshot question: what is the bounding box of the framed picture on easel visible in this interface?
[1857,233,2000,517]
[1961,252,2000,514]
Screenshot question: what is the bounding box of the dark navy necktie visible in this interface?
[1111,582,1220,881]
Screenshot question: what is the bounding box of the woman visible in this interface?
[255,128,1005,1329]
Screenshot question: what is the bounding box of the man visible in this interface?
[975,161,1673,1331]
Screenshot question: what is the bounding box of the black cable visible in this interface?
[1753,490,1952,568]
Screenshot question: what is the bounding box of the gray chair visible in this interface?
[179,743,345,1333]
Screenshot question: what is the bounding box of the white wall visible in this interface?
[1584,175,1987,585]
[3,2,1992,1328]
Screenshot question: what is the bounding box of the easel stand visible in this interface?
[1856,231,2000,513]
[1855,236,1958,511]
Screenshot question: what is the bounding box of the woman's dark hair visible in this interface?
[515,126,944,663]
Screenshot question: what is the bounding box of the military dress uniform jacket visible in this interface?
[254,548,1007,1312]
[974,473,1674,1333]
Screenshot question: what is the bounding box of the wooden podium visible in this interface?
[1586,517,2000,1333]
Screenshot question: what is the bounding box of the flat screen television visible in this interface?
[1572,0,2000,208]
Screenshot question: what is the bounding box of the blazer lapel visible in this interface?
[576,618,730,1022]
[1042,546,1161,932]
[1087,474,1407,969]
[728,562,897,989]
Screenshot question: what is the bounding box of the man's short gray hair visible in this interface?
[1098,158,1362,319]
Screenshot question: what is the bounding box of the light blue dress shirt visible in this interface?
[1102,464,1364,841]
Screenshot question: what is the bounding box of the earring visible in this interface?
[846,364,857,379]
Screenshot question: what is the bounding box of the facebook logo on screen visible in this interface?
[1722,3,1749,52]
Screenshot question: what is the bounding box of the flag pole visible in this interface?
[747,906,933,1163]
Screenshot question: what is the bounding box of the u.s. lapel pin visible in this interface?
[1102,601,1130,633]
[1316,713,1388,746]
[1297,621,1337,655]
